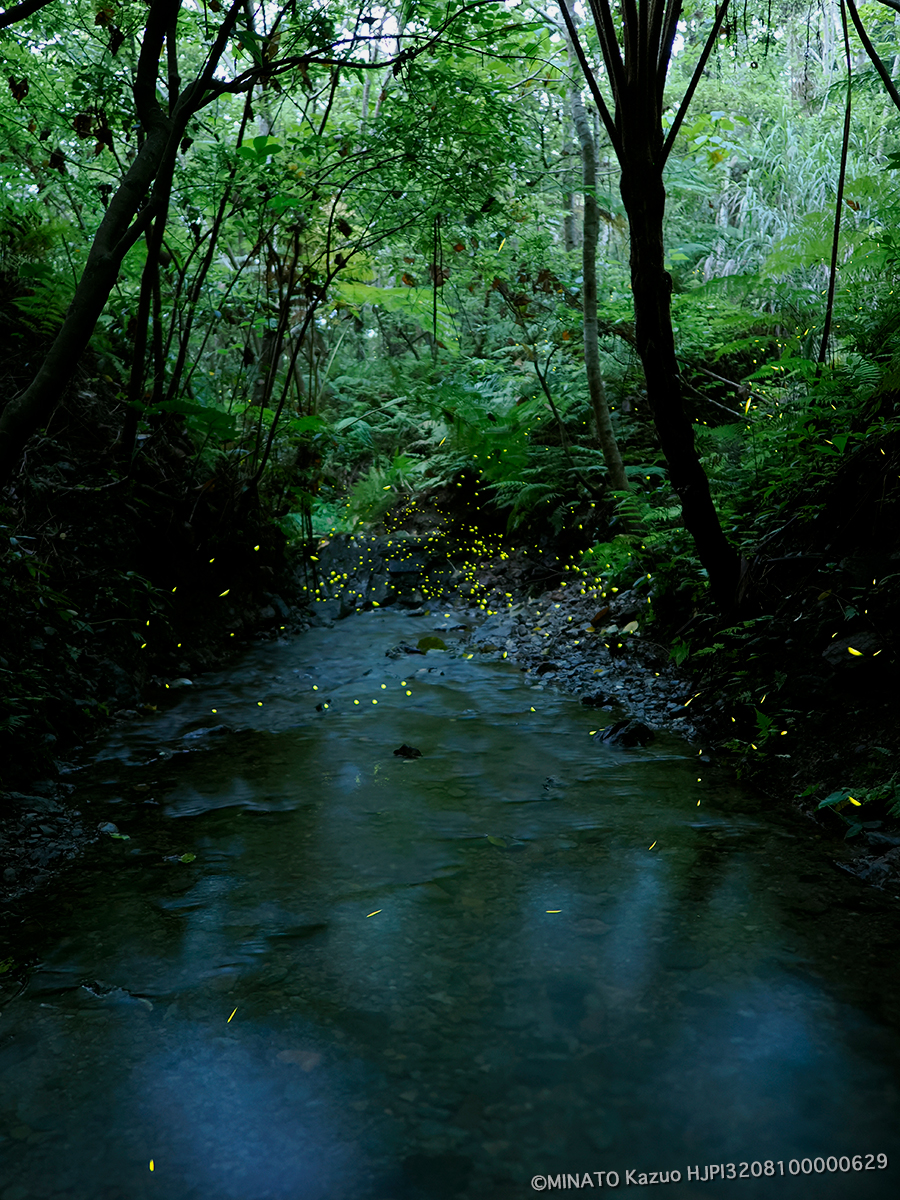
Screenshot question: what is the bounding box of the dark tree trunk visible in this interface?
[0,0,183,486]
[0,0,247,487]
[0,125,177,484]
[620,154,740,609]
[557,0,741,610]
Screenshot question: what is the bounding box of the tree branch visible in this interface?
[0,0,55,30]
[558,0,622,157]
[660,0,732,166]
[846,0,900,112]
[585,0,627,100]
[818,0,852,367]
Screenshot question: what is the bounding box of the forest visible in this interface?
[1,0,900,1196]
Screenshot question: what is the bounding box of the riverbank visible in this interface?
[3,498,900,907]
[418,540,900,896]
[302,494,900,895]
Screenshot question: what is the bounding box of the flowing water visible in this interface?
[1,608,899,1200]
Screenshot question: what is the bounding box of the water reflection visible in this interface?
[1,609,899,1198]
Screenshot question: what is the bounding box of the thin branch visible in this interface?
[846,0,900,112]
[621,0,640,80]
[678,372,745,419]
[585,0,627,99]
[317,68,341,137]
[0,0,54,29]
[660,0,732,166]
[199,0,499,104]
[558,0,622,157]
[818,0,853,367]
[656,0,683,100]
[646,0,668,79]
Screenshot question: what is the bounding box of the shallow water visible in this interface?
[1,608,899,1199]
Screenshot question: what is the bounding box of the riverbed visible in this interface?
[1,607,898,1199]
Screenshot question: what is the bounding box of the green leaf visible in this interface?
[486,835,507,847]
[670,638,691,665]
[289,415,325,435]
[234,28,265,64]
[754,708,774,732]
[179,853,196,863]
[269,194,304,211]
[692,642,725,659]
[817,788,852,810]
[138,398,238,440]
[109,832,131,840]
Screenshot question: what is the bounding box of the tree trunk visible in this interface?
[0,0,183,486]
[619,154,741,609]
[0,124,177,484]
[557,0,741,609]
[119,215,168,461]
[561,113,579,252]
[569,84,629,492]
[0,0,248,487]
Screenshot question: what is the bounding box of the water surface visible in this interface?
[1,609,899,1199]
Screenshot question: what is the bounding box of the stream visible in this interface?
[1,607,899,1199]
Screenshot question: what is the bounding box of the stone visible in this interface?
[821,631,880,669]
[598,719,654,747]
[394,744,422,759]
